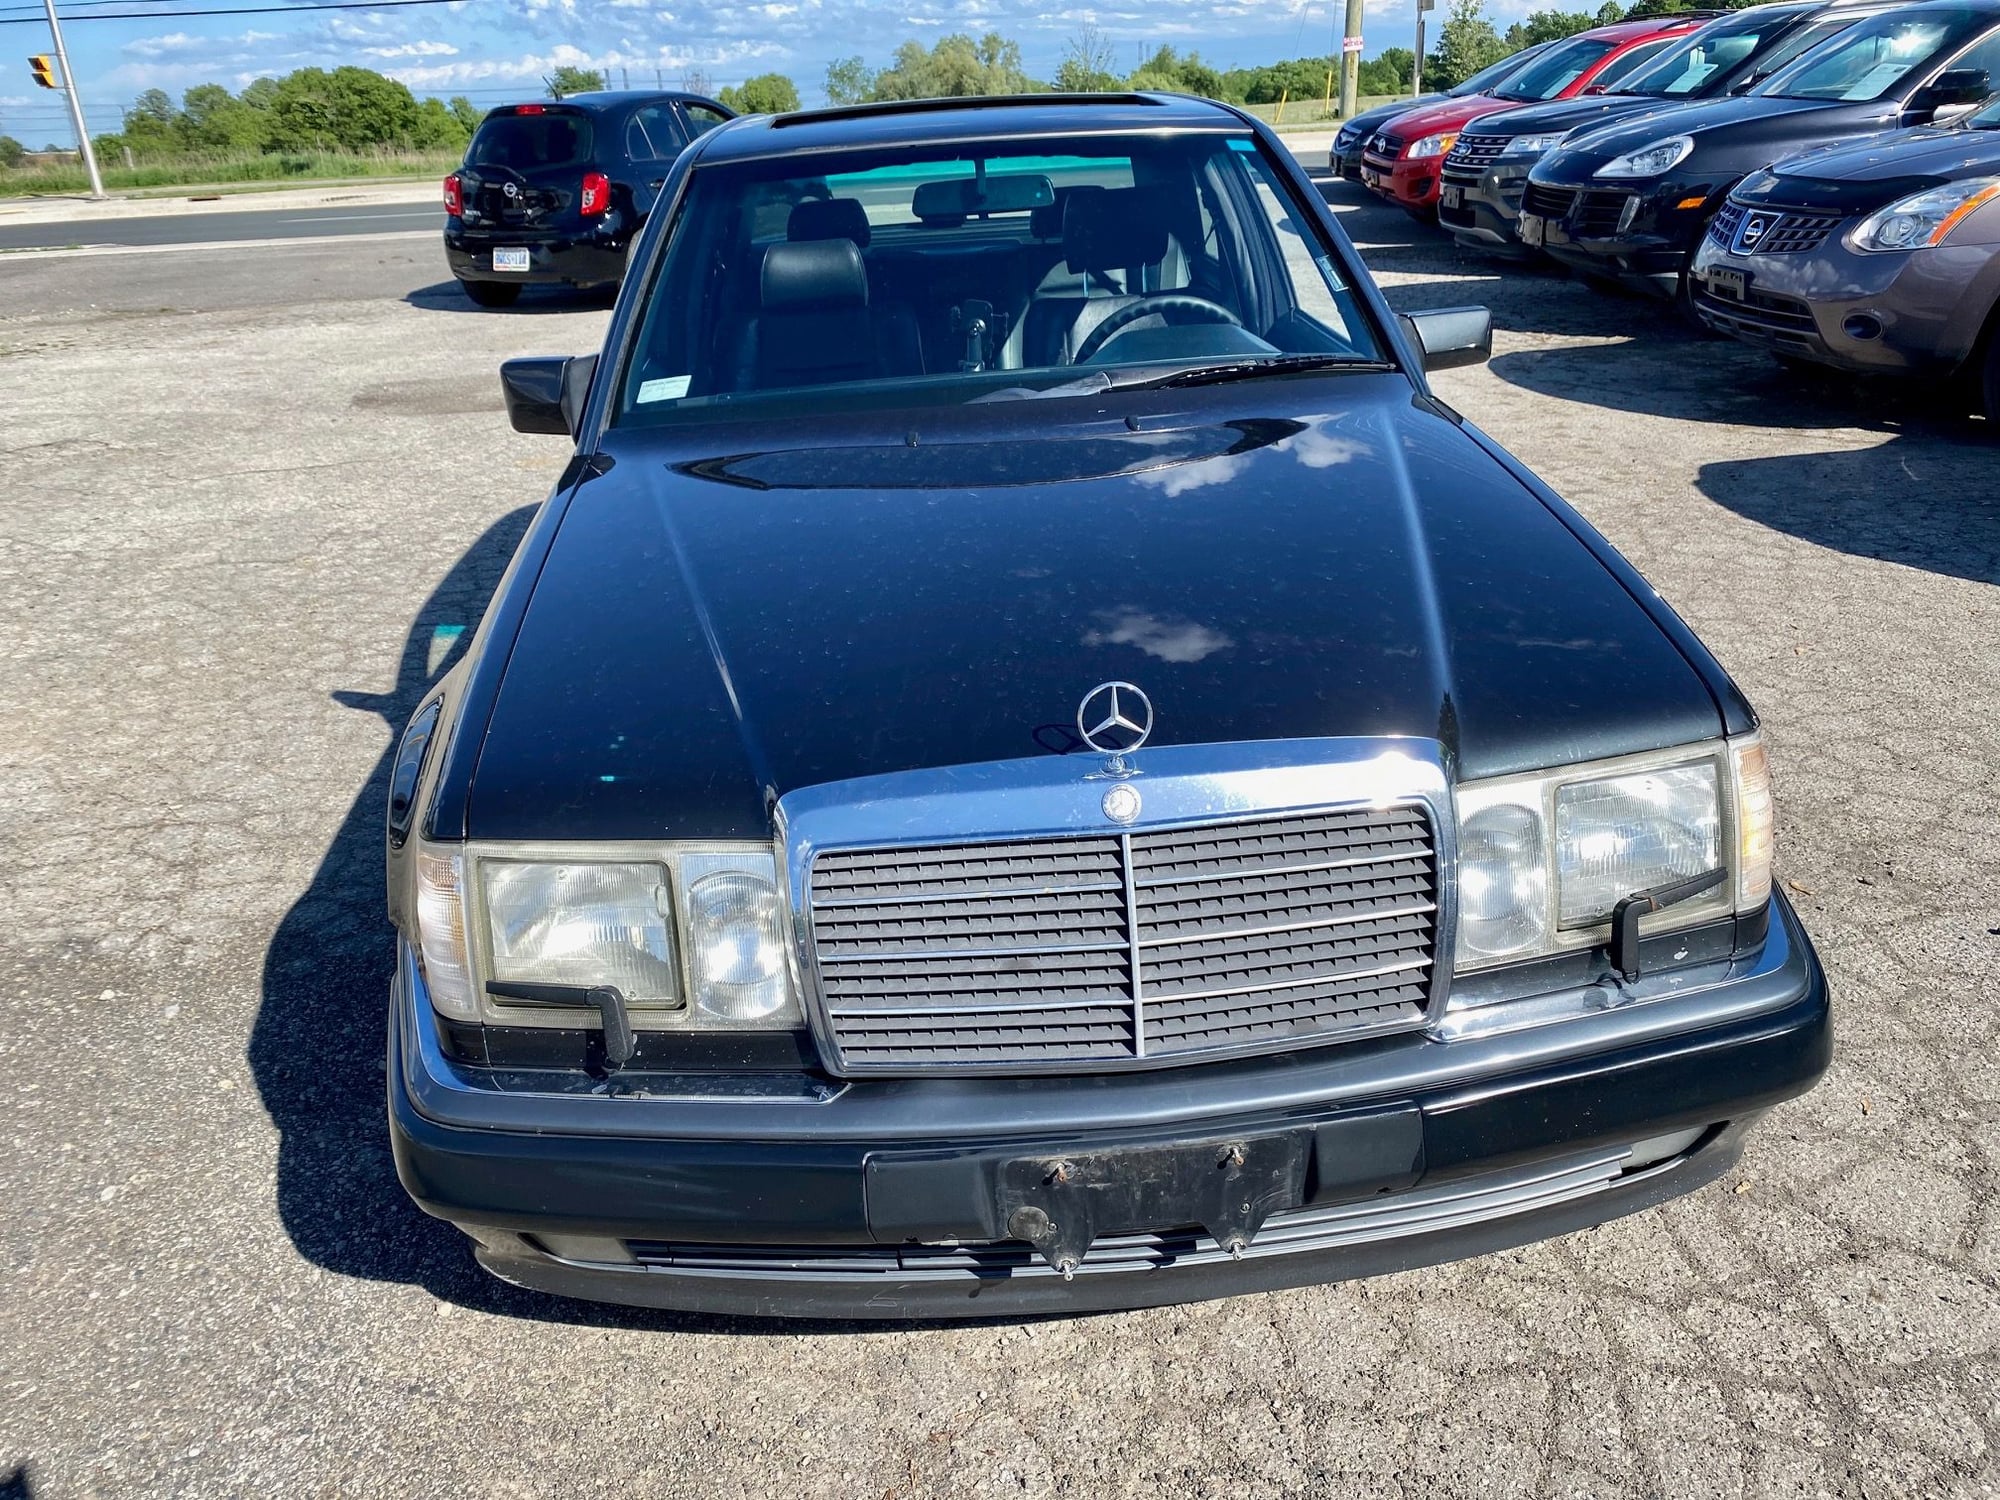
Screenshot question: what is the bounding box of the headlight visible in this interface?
[1848,176,2000,252]
[1594,135,1694,180]
[1500,132,1568,158]
[1409,132,1458,160]
[1452,736,1770,972]
[408,840,802,1031]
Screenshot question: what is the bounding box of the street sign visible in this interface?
[1342,34,1364,52]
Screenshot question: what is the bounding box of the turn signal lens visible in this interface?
[443,172,462,216]
[416,848,477,1019]
[1731,736,1774,910]
[580,170,611,216]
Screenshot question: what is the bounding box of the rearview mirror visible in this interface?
[1914,67,1990,114]
[1400,307,1492,372]
[500,354,598,439]
[911,172,1056,223]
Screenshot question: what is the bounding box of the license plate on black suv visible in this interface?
[1440,185,1463,210]
[1519,213,1545,247]
[1705,266,1747,301]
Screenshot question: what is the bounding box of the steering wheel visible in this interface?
[1070,294,1242,365]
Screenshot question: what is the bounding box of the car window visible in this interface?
[466,110,594,170]
[1941,28,2000,92]
[1450,42,1551,96]
[684,104,731,136]
[1733,14,1863,88]
[1591,37,1681,91]
[625,104,686,162]
[614,136,1384,426]
[1492,36,1619,100]
[1621,8,1813,97]
[1761,11,1972,100]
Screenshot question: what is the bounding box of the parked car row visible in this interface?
[1347,0,2000,421]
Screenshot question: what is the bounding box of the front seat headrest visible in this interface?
[787,197,872,248]
[1064,185,1171,274]
[761,238,869,312]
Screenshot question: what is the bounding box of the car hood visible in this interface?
[1459,92,1693,142]
[1344,95,1451,134]
[1538,93,1843,178]
[1738,122,2000,210]
[463,381,1731,841]
[1378,93,1518,143]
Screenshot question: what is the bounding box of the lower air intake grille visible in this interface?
[808,806,1439,1072]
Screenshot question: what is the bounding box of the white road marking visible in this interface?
[283,210,441,224]
[1,229,436,260]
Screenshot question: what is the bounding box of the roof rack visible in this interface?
[771,92,1168,129]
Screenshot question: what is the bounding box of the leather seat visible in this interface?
[782,199,924,380]
[1020,186,1176,367]
[740,239,881,389]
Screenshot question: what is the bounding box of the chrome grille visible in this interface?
[1521,181,1577,220]
[1442,133,1507,182]
[808,806,1439,1072]
[1709,199,1844,254]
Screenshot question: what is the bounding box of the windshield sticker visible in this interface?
[637,376,692,404]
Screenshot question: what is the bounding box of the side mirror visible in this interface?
[1400,306,1493,371]
[1913,67,1990,115]
[500,354,598,439]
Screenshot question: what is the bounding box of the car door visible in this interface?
[622,102,689,217]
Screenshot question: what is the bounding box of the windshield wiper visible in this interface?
[1105,354,1393,391]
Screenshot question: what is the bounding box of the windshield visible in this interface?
[467,109,594,170]
[1620,7,1817,97]
[1492,35,1619,100]
[1968,93,2000,125]
[1450,42,1551,96]
[1759,11,1971,101]
[615,136,1385,426]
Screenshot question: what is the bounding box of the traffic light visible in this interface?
[29,54,59,89]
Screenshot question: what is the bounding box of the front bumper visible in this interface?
[1525,177,1715,294]
[443,222,630,287]
[1439,161,1539,255]
[1360,152,1439,213]
[1690,229,1993,377]
[390,895,1830,1318]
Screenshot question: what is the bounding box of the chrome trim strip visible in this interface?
[1121,829,1146,1060]
[817,937,1130,963]
[1147,955,1430,1005]
[1136,847,1427,888]
[778,738,1458,1078]
[827,996,1125,1017]
[814,879,1125,907]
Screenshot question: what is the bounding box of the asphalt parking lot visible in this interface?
[3,170,1998,1497]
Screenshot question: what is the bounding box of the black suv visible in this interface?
[443,91,733,307]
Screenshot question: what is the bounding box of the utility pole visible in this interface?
[39,0,104,199]
[1414,0,1433,96]
[1336,0,1368,120]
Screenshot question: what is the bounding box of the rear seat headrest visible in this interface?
[1063,185,1171,273]
[761,239,869,312]
[787,197,872,248]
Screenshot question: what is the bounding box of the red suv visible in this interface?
[1360,16,1710,217]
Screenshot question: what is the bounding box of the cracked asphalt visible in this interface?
[2,177,1997,1498]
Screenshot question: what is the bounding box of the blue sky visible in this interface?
[2,0,1498,147]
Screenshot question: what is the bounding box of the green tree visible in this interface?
[824,55,874,104]
[240,76,281,112]
[1129,45,1225,99]
[122,88,183,158]
[871,32,1036,99]
[1503,9,1600,49]
[181,83,268,151]
[1055,22,1122,92]
[543,64,605,98]
[448,96,483,134]
[717,72,801,113]
[0,135,23,168]
[1358,47,1415,94]
[267,66,420,151]
[410,96,469,150]
[1427,0,1509,89]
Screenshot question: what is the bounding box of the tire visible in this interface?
[461,279,522,308]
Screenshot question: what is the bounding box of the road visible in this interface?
[2,184,1997,1498]
[0,199,440,252]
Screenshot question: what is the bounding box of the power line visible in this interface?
[0,0,471,23]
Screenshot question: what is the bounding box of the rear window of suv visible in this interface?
[467,110,594,170]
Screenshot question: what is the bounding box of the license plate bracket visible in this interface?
[997,1133,1307,1275]
[1519,212,1545,247]
[1440,184,1464,209]
[492,246,531,273]
[1706,265,1748,301]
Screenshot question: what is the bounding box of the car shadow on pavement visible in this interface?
[1699,433,2000,586]
[247,506,1068,1335]
[403,279,618,315]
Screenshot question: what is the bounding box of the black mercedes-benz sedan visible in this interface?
[386,93,1830,1319]
[443,90,732,307]
[1439,0,1898,256]
[1524,0,2000,300]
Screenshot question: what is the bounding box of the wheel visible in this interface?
[461,279,522,308]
